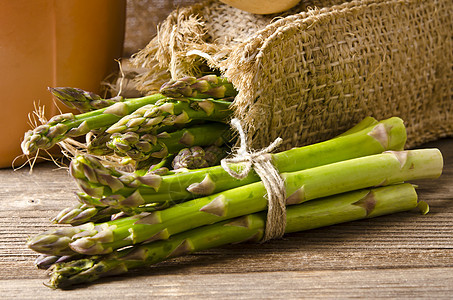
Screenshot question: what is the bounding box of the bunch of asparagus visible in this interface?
[23,97,443,288]
[21,75,236,170]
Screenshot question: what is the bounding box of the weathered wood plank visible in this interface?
[0,138,451,297]
[1,268,453,298]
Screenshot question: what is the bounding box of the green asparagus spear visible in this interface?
[52,201,172,226]
[35,254,83,270]
[160,75,238,99]
[172,145,227,170]
[27,148,443,256]
[55,154,178,226]
[70,117,407,206]
[136,154,176,175]
[47,183,419,288]
[107,123,230,162]
[52,203,113,225]
[335,116,379,137]
[21,93,166,155]
[49,87,125,113]
[105,98,232,135]
[85,131,115,156]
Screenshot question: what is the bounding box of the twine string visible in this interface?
[221,118,287,242]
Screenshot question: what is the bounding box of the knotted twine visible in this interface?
[221,118,286,242]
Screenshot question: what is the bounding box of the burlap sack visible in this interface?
[132,0,453,149]
[124,0,200,56]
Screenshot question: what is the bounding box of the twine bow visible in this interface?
[221,118,287,242]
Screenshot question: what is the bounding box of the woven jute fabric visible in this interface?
[132,0,453,149]
[124,0,200,55]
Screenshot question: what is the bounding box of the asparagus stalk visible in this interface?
[69,155,167,202]
[49,87,125,113]
[27,148,443,256]
[70,117,407,206]
[55,154,178,226]
[172,145,227,170]
[86,131,115,156]
[21,93,166,155]
[72,147,227,219]
[35,254,83,270]
[53,152,176,226]
[336,116,379,137]
[52,202,114,225]
[106,123,230,162]
[136,154,174,174]
[52,200,172,226]
[47,183,419,288]
[160,75,238,99]
[105,98,232,135]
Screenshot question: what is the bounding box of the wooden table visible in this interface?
[1,138,452,298]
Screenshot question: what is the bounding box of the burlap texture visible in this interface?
[132,0,453,149]
[124,0,200,56]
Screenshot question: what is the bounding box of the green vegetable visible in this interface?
[21,93,166,155]
[160,75,237,99]
[47,183,419,288]
[70,117,407,208]
[49,87,124,113]
[172,145,227,170]
[105,98,232,135]
[27,148,443,256]
[107,123,230,162]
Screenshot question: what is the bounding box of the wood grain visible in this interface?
[0,138,452,298]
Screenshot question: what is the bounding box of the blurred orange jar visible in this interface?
[0,0,126,168]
